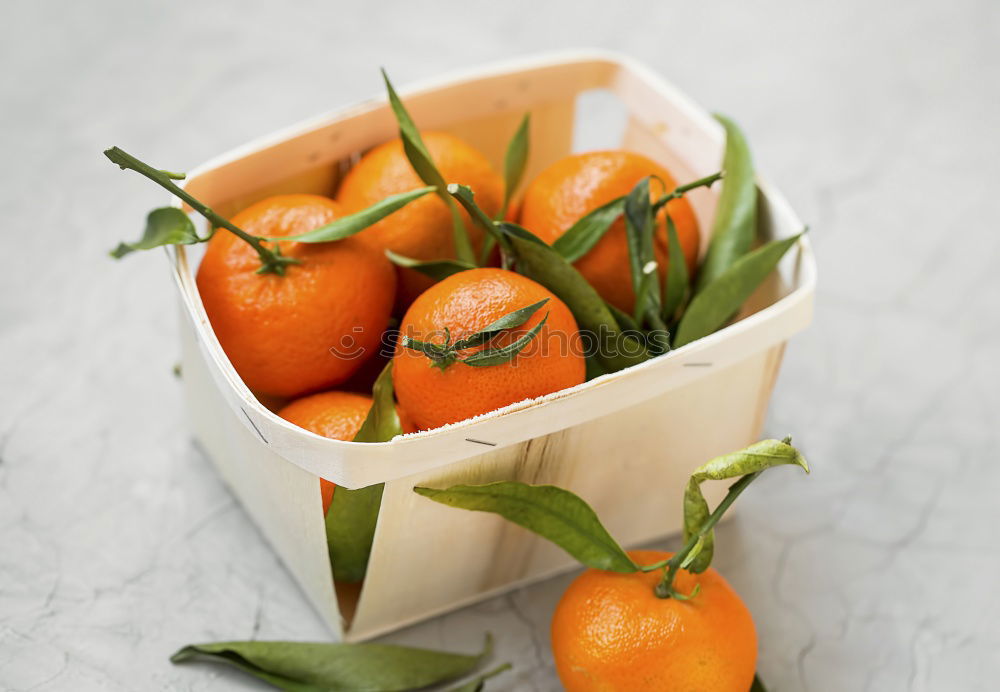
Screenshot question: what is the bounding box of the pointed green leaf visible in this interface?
[386,250,475,280]
[500,114,530,219]
[170,634,493,691]
[326,363,402,583]
[604,300,641,333]
[623,177,662,325]
[461,312,548,367]
[414,481,638,573]
[275,187,435,243]
[382,69,474,264]
[551,196,625,262]
[353,361,403,444]
[496,222,649,374]
[673,232,803,348]
[683,438,808,572]
[695,114,756,292]
[452,299,548,350]
[661,215,690,322]
[751,673,769,692]
[110,207,203,258]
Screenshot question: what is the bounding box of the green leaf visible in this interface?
[500,114,530,219]
[623,177,662,326]
[326,363,402,582]
[110,207,203,258]
[447,663,513,692]
[661,215,690,322]
[276,187,435,243]
[385,250,475,280]
[414,481,638,573]
[496,222,649,374]
[551,196,625,262]
[382,69,474,265]
[683,438,808,572]
[170,634,493,692]
[448,183,508,259]
[604,300,641,333]
[673,232,803,348]
[461,313,548,367]
[694,114,757,293]
[452,298,548,350]
[751,673,769,692]
[650,171,724,213]
[353,361,403,444]
[551,171,722,266]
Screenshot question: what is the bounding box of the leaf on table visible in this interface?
[414,481,638,573]
[110,207,204,258]
[170,633,493,692]
[447,663,513,692]
[694,114,757,292]
[673,232,803,348]
[277,187,435,243]
[683,438,808,572]
[326,363,402,582]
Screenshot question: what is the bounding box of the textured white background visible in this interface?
[2,1,998,690]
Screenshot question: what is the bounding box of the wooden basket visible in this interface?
[168,51,816,641]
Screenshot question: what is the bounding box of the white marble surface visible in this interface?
[2,1,998,690]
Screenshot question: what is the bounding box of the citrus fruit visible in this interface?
[551,549,757,691]
[196,194,395,398]
[519,151,700,314]
[337,132,503,307]
[277,390,416,514]
[392,268,585,430]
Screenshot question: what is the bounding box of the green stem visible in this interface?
[647,470,761,598]
[104,147,299,275]
[448,184,512,264]
[652,171,724,213]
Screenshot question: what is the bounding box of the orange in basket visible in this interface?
[196,194,396,398]
[277,391,416,513]
[338,132,503,307]
[393,268,585,430]
[520,151,700,314]
[551,549,757,692]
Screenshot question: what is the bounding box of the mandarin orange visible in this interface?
[196,194,395,398]
[277,390,416,514]
[520,151,700,314]
[551,549,757,691]
[392,268,585,430]
[337,132,503,307]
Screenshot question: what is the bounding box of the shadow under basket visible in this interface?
[168,51,817,641]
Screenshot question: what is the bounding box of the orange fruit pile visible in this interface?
[551,549,757,691]
[196,140,703,428]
